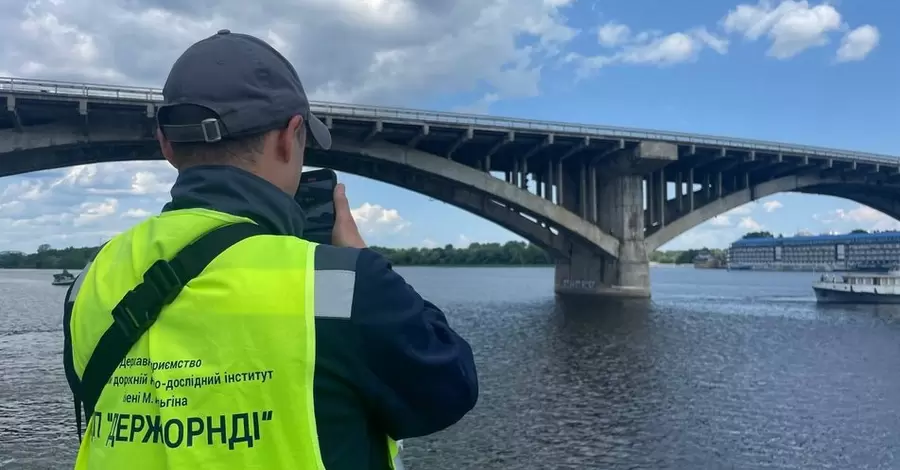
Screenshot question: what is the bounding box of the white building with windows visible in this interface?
[727,232,900,271]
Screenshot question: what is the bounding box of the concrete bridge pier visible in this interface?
[555,173,650,298]
[554,141,676,300]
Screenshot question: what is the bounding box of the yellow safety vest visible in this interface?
[66,207,400,469]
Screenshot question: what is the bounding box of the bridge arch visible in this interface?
[796,184,900,225]
[644,174,900,251]
[321,139,619,256]
[0,135,621,258]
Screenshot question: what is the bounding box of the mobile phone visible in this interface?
[295,169,337,244]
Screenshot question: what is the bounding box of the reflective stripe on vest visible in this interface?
[389,438,403,469]
[66,209,398,469]
[314,245,403,468]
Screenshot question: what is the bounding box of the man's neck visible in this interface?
[162,165,306,237]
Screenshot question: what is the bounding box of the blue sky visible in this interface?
[0,0,896,253]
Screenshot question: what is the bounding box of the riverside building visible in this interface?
[727,232,900,271]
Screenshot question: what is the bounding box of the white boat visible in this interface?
[52,270,76,286]
[812,270,900,304]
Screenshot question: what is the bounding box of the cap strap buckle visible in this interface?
[200,118,223,143]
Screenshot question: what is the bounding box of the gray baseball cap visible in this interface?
[157,29,331,150]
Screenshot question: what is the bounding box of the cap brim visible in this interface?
[307,112,332,150]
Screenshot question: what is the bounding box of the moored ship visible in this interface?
[812,269,900,304]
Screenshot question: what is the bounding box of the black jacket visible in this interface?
[134,165,477,469]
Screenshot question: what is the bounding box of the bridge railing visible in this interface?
[1,76,897,165]
[0,77,163,101]
[313,101,900,164]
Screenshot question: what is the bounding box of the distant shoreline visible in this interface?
[1,264,556,270]
[0,242,555,270]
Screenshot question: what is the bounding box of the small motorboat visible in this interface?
[52,269,76,286]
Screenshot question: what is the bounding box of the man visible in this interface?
[62,30,478,469]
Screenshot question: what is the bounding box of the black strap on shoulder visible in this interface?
[65,222,266,439]
[62,277,84,438]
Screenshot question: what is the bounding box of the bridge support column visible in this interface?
[555,173,650,299]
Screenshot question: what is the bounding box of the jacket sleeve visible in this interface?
[350,248,479,439]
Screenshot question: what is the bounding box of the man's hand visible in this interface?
[332,183,367,249]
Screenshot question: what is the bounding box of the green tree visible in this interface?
[4,241,744,269]
[648,248,727,265]
[742,231,774,239]
[370,241,552,266]
[0,245,100,269]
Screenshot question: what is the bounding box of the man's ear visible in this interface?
[276,115,305,164]
[156,128,178,169]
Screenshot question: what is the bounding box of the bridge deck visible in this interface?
[1,77,897,170]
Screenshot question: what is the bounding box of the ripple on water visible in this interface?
[3,267,900,469]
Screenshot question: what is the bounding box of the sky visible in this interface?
[0,0,897,253]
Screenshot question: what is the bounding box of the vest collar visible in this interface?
[161,165,306,237]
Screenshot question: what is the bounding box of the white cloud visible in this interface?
[1,1,876,113]
[762,200,783,212]
[0,161,413,251]
[0,0,583,108]
[710,216,732,227]
[123,208,152,218]
[721,0,873,60]
[818,205,900,231]
[661,208,761,249]
[571,24,729,78]
[661,225,737,250]
[619,29,727,65]
[421,238,439,249]
[74,198,118,226]
[663,213,766,250]
[7,163,176,202]
[0,162,176,251]
[738,216,763,231]
[597,22,631,47]
[131,171,172,195]
[16,0,124,82]
[350,202,411,235]
[0,200,25,218]
[692,27,731,55]
[452,92,500,114]
[457,234,472,248]
[835,25,880,62]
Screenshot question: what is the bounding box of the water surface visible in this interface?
[2,267,900,469]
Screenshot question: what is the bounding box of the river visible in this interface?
[2,266,900,469]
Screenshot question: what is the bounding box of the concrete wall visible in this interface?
[555,173,650,298]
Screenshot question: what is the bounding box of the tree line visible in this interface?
[0,228,884,270]
[0,240,553,270]
[0,244,99,270]
[649,248,726,265]
[373,241,552,266]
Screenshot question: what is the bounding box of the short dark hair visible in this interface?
[160,104,265,168]
[169,134,265,168]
